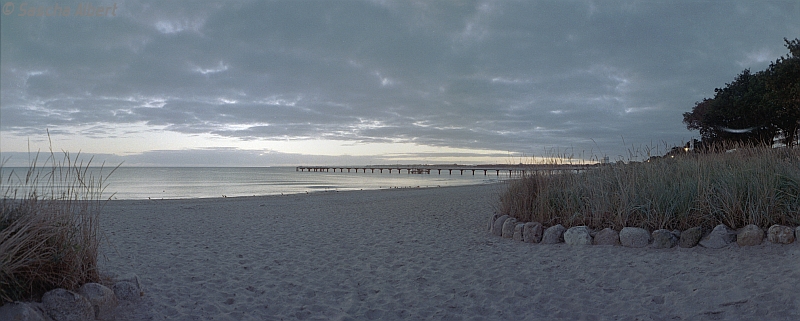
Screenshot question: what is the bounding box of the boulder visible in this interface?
[501,218,518,238]
[113,281,142,301]
[564,226,592,245]
[488,213,500,232]
[736,224,764,246]
[796,226,800,242]
[651,229,677,249]
[541,224,566,244]
[118,274,142,292]
[523,222,543,243]
[619,227,650,248]
[679,226,703,248]
[767,225,795,244]
[491,215,509,236]
[0,302,49,321]
[513,223,525,241]
[42,288,93,321]
[593,228,620,246]
[78,282,118,320]
[699,224,735,248]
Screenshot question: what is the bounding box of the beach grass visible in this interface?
[1,148,117,304]
[499,145,800,231]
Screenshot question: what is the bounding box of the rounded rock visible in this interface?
[652,229,677,249]
[492,215,509,236]
[501,218,518,238]
[0,302,48,321]
[513,223,525,241]
[593,228,620,246]
[78,282,118,320]
[541,224,566,244]
[42,288,94,321]
[523,222,544,243]
[736,224,764,246]
[767,224,795,244]
[564,226,592,245]
[619,227,651,248]
[113,281,142,301]
[679,226,703,248]
[699,224,736,249]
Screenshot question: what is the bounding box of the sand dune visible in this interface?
[99,183,800,320]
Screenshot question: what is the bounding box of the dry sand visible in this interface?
[99,183,800,320]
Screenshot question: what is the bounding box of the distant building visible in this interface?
[601,156,610,164]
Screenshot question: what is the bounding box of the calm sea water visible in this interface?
[1,167,509,200]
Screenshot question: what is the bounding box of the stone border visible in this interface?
[489,213,800,248]
[0,274,143,321]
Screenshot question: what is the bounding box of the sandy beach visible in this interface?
[99,183,800,320]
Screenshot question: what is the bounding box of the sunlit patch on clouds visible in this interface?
[216,97,237,104]
[490,77,529,85]
[255,96,301,107]
[624,106,658,114]
[154,18,205,34]
[192,61,229,75]
[374,72,394,86]
[737,48,776,68]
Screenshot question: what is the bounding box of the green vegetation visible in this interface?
[502,38,800,232]
[684,38,800,148]
[1,148,117,303]
[499,145,800,231]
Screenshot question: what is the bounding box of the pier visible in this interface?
[295,164,598,176]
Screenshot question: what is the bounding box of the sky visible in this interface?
[1,0,799,167]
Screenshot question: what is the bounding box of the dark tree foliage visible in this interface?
[684,38,800,148]
[765,38,800,147]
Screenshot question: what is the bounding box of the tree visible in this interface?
[764,38,800,147]
[683,69,776,147]
[683,38,800,148]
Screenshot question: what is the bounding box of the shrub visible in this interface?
[499,145,800,231]
[1,149,117,304]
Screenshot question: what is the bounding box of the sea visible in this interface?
[1,166,510,200]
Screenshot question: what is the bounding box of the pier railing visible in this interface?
[295,164,598,176]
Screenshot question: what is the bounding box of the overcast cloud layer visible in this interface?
[2,0,799,166]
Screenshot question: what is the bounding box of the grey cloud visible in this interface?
[2,0,799,162]
[1,148,443,168]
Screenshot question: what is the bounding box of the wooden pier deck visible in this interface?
[295,164,598,176]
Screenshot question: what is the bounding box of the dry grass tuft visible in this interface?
[499,145,800,231]
[1,146,117,304]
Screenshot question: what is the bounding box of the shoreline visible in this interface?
[103,180,509,202]
[99,183,800,320]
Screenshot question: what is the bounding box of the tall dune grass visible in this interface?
[1,148,117,303]
[499,145,800,231]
